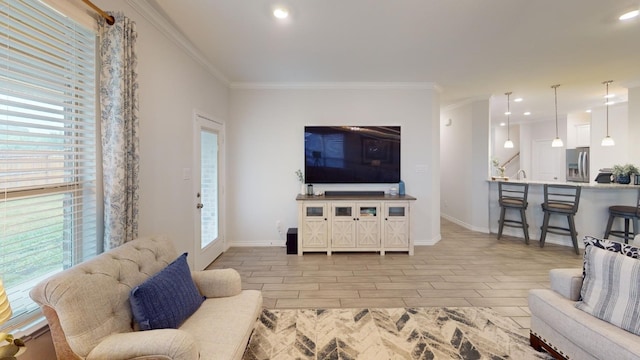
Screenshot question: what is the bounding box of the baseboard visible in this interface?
[229,239,286,247]
[487,224,585,250]
[441,214,490,233]
[230,238,444,248]
[414,235,441,246]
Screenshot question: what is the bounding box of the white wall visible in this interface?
[228,86,441,246]
[440,105,471,227]
[93,0,230,259]
[469,101,490,230]
[491,124,520,177]
[626,86,640,163]
[440,98,490,232]
[590,103,629,174]
[22,3,231,359]
[519,123,531,178]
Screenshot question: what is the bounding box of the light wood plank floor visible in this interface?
[207,218,584,336]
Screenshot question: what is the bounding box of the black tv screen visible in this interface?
[304,126,401,183]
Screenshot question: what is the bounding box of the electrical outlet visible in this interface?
[276,220,283,234]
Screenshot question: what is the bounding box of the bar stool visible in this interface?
[540,184,581,255]
[603,189,640,244]
[497,182,530,244]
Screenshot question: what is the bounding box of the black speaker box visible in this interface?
[286,228,298,254]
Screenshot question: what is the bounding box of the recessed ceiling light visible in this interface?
[273,7,289,19]
[605,100,615,105]
[523,112,531,116]
[586,109,592,113]
[604,93,615,98]
[619,10,639,20]
[514,98,523,102]
[504,111,511,115]
[499,122,506,127]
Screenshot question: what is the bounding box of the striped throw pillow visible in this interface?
[582,236,640,277]
[576,246,640,336]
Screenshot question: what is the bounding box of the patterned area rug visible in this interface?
[243,307,552,360]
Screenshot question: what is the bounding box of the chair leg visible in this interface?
[604,214,615,239]
[520,208,530,245]
[624,218,630,244]
[540,212,550,248]
[497,207,506,240]
[568,214,579,255]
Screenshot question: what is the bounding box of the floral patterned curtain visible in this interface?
[99,13,139,249]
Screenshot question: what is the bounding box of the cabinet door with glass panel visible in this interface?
[330,203,357,248]
[330,202,381,249]
[356,203,381,248]
[301,203,328,249]
[383,202,411,254]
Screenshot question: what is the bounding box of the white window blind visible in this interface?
[0,0,99,330]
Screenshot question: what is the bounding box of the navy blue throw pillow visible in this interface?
[130,253,205,330]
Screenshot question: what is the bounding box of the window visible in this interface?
[0,0,99,330]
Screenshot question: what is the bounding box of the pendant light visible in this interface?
[504,92,514,148]
[551,84,564,147]
[601,80,615,146]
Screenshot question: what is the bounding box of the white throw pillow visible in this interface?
[633,234,640,247]
[576,246,640,336]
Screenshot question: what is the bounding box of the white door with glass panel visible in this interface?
[194,112,224,270]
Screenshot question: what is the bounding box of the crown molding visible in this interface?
[441,95,491,112]
[126,0,229,85]
[230,82,441,91]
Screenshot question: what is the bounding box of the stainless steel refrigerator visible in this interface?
[566,147,589,182]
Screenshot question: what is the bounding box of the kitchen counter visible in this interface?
[488,178,639,189]
[487,179,639,250]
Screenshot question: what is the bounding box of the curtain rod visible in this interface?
[81,0,115,25]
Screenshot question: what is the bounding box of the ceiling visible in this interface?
[148,0,640,125]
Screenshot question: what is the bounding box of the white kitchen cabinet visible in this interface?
[575,124,591,147]
[297,194,415,255]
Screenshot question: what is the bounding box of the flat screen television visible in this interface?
[304,126,401,183]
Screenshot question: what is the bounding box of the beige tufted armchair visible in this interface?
[30,235,262,360]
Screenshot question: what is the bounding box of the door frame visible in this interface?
[193,109,226,270]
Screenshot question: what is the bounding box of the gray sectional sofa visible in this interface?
[529,268,640,360]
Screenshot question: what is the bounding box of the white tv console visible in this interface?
[296,192,416,256]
